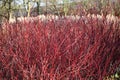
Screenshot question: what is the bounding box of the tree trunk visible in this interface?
[37,2,40,15]
[27,1,31,17]
[8,0,12,21]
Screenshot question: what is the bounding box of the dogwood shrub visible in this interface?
[0,15,120,80]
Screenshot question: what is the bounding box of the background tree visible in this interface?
[23,0,32,17]
[23,0,39,17]
[48,0,59,15]
[63,0,69,16]
[0,0,21,21]
[35,0,41,15]
[0,0,13,21]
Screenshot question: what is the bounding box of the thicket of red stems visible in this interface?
[0,16,120,80]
